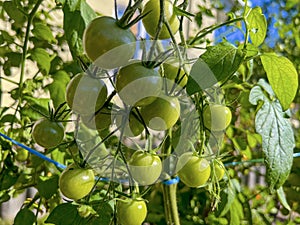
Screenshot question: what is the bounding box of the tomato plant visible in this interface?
[128,150,162,185]
[140,95,180,131]
[59,164,95,200]
[142,0,179,39]
[0,0,299,224]
[32,118,65,149]
[65,73,108,115]
[116,198,147,225]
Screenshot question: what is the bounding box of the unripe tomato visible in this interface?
[116,62,162,107]
[66,73,107,115]
[140,95,180,131]
[15,148,29,162]
[160,63,188,88]
[177,153,211,187]
[83,16,136,69]
[59,164,95,200]
[81,107,111,130]
[117,198,147,225]
[213,160,225,181]
[142,0,179,39]
[32,118,64,148]
[115,111,144,137]
[128,150,162,185]
[203,104,232,131]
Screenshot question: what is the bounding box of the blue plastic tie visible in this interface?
[163,176,180,185]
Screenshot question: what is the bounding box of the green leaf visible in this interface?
[46,71,70,109]
[14,208,35,225]
[80,0,97,26]
[260,53,298,111]
[245,7,267,46]
[45,203,80,225]
[277,186,291,211]
[186,59,217,95]
[249,79,295,191]
[195,41,244,87]
[0,169,19,191]
[32,23,56,43]
[63,0,96,59]
[36,175,59,199]
[92,201,113,224]
[30,48,52,75]
[3,1,26,25]
[66,0,81,11]
[286,0,299,10]
[22,96,50,120]
[229,198,244,225]
[215,180,236,217]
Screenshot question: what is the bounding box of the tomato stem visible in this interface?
[162,183,180,225]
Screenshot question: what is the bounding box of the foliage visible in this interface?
[0,0,299,224]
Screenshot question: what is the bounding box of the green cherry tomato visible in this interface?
[203,104,232,131]
[15,148,29,162]
[117,199,147,225]
[213,160,225,181]
[129,150,162,185]
[142,0,179,39]
[140,95,180,131]
[116,62,163,107]
[66,73,107,115]
[59,164,95,200]
[160,63,188,88]
[177,153,211,188]
[32,118,64,148]
[83,16,136,69]
[81,107,112,130]
[115,111,144,137]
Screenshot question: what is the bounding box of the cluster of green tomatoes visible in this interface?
[28,1,233,224]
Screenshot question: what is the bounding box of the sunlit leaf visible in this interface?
[246,7,267,47]
[260,53,298,111]
[187,41,245,95]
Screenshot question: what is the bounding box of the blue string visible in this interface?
[1,132,300,184]
[0,132,66,170]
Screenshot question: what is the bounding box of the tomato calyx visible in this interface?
[115,0,144,29]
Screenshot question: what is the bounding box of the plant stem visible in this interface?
[161,129,180,225]
[11,0,43,131]
[188,17,244,45]
[162,183,180,225]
